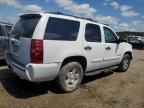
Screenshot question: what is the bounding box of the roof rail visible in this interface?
[47,11,98,21]
[72,15,98,23]
[49,11,64,15]
[47,11,110,25]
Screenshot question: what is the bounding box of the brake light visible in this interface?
[30,39,43,64]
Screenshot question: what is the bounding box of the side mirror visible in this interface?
[118,37,128,43]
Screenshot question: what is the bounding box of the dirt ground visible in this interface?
[0,50,144,108]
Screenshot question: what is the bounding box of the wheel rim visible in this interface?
[65,68,80,88]
[123,58,129,70]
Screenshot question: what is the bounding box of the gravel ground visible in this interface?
[0,49,144,108]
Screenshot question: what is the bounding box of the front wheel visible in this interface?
[117,54,131,72]
[56,62,83,92]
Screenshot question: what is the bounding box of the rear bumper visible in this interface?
[6,52,61,82]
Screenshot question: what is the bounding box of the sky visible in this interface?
[0,0,144,32]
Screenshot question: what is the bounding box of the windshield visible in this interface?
[11,15,41,38]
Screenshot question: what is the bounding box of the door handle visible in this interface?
[84,46,92,51]
[106,46,111,50]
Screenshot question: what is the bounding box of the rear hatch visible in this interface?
[9,14,41,66]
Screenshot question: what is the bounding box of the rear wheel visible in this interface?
[117,54,131,72]
[56,62,83,92]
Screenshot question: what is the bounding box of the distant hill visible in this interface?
[116,31,144,37]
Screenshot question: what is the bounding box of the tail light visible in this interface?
[30,39,43,64]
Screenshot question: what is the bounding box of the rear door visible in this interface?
[9,14,41,66]
[83,23,105,72]
[103,26,122,67]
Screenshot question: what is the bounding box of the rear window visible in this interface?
[11,14,41,38]
[44,17,80,41]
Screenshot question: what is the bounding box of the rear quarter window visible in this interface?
[44,17,80,41]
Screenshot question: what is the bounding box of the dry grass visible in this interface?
[0,49,144,108]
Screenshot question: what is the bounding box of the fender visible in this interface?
[122,43,133,59]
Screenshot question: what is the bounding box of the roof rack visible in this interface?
[47,11,98,22]
[49,11,64,15]
[0,21,13,25]
[47,11,109,26]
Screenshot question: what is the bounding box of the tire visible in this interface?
[56,62,83,92]
[117,54,131,72]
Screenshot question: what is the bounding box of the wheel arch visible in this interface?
[61,56,87,72]
[124,51,133,60]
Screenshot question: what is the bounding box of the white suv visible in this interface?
[6,12,133,92]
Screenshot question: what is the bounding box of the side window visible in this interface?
[44,17,80,41]
[104,27,118,43]
[85,24,101,42]
[0,25,2,36]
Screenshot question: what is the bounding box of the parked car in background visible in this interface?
[0,22,13,60]
[129,36,144,49]
[6,12,132,92]
[118,35,130,43]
